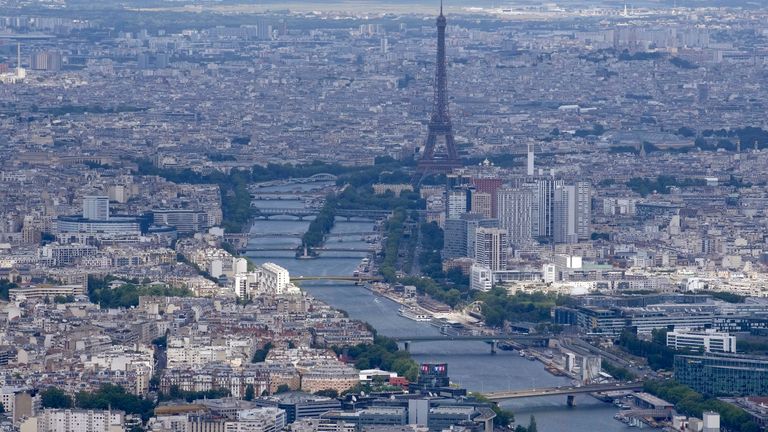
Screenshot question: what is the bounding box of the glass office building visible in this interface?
[674,353,768,396]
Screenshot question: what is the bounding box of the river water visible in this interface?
[247,186,631,431]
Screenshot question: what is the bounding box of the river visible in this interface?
[247,186,631,431]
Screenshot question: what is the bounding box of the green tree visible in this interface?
[527,415,538,432]
[275,384,291,394]
[314,389,339,398]
[0,278,17,301]
[41,387,73,409]
[244,385,255,401]
[252,342,273,363]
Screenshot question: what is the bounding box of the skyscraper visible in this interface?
[82,196,110,221]
[575,181,592,241]
[497,186,534,248]
[469,191,492,219]
[442,214,497,259]
[416,1,461,177]
[527,143,535,176]
[446,189,468,219]
[474,227,508,271]
[553,185,577,244]
[533,177,564,239]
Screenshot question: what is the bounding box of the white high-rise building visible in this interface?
[553,185,577,244]
[474,227,508,271]
[575,181,592,241]
[82,196,110,221]
[261,262,293,295]
[232,262,299,298]
[497,187,533,248]
[527,143,535,176]
[551,182,591,243]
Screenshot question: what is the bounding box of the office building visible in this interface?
[553,184,577,244]
[474,227,507,271]
[470,264,493,292]
[442,215,497,260]
[225,408,286,432]
[56,215,147,240]
[321,407,407,430]
[471,177,503,217]
[152,209,209,234]
[254,393,341,424]
[83,196,110,221]
[575,306,719,336]
[469,191,492,219]
[443,219,469,259]
[527,143,535,176]
[674,353,768,396]
[496,186,533,248]
[667,329,736,353]
[533,177,563,239]
[575,181,592,240]
[447,189,469,219]
[30,51,62,71]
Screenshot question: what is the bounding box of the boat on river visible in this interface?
[398,306,432,321]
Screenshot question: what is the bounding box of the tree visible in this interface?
[275,384,291,394]
[244,385,255,401]
[527,415,538,432]
[41,387,73,409]
[314,389,339,398]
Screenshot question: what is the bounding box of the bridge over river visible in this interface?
[481,382,644,403]
[390,334,550,353]
[250,207,392,220]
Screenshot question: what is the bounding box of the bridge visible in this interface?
[390,334,549,353]
[250,207,391,220]
[250,173,339,189]
[249,231,377,239]
[481,382,644,402]
[390,335,547,343]
[243,246,376,253]
[291,275,383,282]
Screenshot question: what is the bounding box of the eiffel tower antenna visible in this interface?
[414,0,462,183]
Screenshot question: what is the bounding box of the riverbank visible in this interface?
[246,197,634,432]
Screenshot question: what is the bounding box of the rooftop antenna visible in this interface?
[440,0,444,16]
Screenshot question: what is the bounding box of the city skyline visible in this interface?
[1,1,768,431]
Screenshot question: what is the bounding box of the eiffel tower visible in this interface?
[415,1,462,181]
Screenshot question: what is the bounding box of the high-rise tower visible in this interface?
[416,1,461,178]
